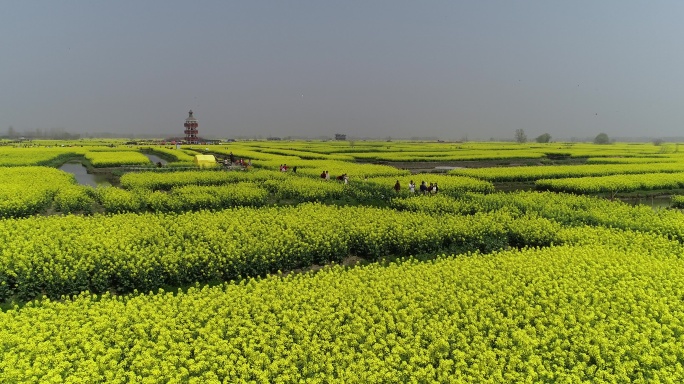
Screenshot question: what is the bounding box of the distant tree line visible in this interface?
[3,126,80,140]
[513,129,614,144]
[514,129,552,143]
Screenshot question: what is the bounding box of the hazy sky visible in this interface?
[3,1,684,140]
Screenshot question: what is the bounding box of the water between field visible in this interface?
[620,196,672,210]
[143,153,168,165]
[59,162,110,187]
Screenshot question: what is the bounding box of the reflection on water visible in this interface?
[619,196,671,210]
[59,162,110,187]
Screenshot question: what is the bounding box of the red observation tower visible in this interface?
[183,110,199,144]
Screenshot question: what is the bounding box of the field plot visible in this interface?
[0,146,85,166]
[4,243,684,382]
[0,166,93,217]
[3,140,684,382]
[536,172,684,194]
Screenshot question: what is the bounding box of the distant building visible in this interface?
[335,133,347,140]
[183,110,199,144]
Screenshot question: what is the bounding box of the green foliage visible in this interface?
[359,174,494,198]
[535,172,684,194]
[0,147,85,166]
[0,166,84,217]
[94,186,145,212]
[120,169,283,190]
[165,183,269,210]
[671,195,684,208]
[0,204,579,301]
[535,133,551,143]
[3,244,684,382]
[143,147,196,163]
[263,177,347,201]
[7,140,684,382]
[85,151,150,167]
[450,163,684,182]
[393,191,684,242]
[515,128,527,143]
[53,185,94,213]
[594,133,610,144]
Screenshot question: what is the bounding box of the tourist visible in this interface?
[321,170,326,179]
[409,180,415,193]
[420,181,427,195]
[325,171,330,181]
[394,180,401,193]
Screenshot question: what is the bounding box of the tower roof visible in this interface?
[186,109,197,122]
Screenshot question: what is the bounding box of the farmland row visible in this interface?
[144,147,196,163]
[392,192,684,242]
[0,147,86,166]
[120,169,286,190]
[3,194,684,302]
[0,147,160,168]
[2,243,684,382]
[450,163,684,182]
[535,172,684,194]
[1,165,495,217]
[0,167,87,217]
[585,156,673,164]
[84,151,156,168]
[0,204,572,301]
[73,173,492,214]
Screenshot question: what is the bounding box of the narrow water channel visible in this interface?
[59,162,111,187]
[619,196,672,210]
[143,153,168,165]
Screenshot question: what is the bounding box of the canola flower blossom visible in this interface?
[2,244,684,382]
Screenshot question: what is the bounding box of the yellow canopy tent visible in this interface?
[193,154,217,168]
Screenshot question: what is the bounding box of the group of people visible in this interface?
[320,170,348,184]
[278,164,298,173]
[394,180,439,194]
[223,152,251,168]
[223,158,251,167]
